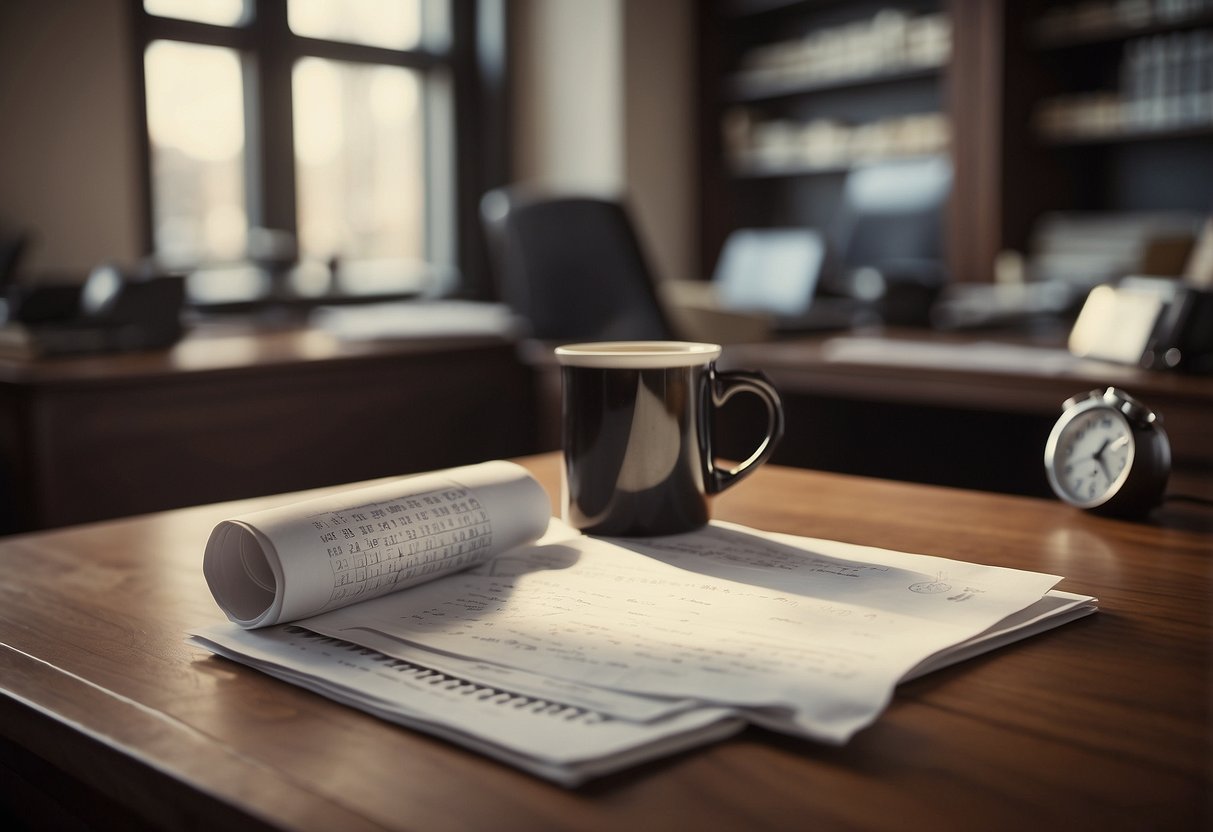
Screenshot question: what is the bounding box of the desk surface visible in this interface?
[724,330,1213,441]
[720,330,1213,499]
[1,454,1210,830]
[0,316,514,387]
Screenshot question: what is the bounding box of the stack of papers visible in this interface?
[191,462,1096,786]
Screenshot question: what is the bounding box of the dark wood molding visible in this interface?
[946,0,1004,282]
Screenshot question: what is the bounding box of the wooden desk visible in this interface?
[1,454,1209,829]
[720,331,1213,499]
[0,320,537,534]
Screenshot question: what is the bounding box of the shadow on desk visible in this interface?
[1154,500,1213,534]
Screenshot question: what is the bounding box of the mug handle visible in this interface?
[706,368,785,494]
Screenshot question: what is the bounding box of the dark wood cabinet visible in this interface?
[0,324,538,534]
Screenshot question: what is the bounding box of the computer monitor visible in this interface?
[834,155,951,276]
[713,228,826,318]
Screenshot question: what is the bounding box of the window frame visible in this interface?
[130,0,508,302]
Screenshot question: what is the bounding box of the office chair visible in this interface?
[480,188,677,341]
[0,227,29,315]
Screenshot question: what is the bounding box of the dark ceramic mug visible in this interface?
[555,341,784,536]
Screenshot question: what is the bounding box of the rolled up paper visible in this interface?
[203,461,551,628]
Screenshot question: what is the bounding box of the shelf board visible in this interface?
[726,61,944,103]
[734,160,851,178]
[1032,11,1213,49]
[732,151,944,178]
[721,0,809,16]
[720,0,849,18]
[1039,122,1213,145]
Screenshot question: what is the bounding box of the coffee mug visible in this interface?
[555,341,784,536]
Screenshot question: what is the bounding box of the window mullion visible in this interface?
[291,35,444,69]
[246,0,297,241]
[141,15,258,50]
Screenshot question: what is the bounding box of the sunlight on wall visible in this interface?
[289,0,422,50]
[143,0,247,26]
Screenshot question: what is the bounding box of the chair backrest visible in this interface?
[0,227,29,297]
[480,189,676,341]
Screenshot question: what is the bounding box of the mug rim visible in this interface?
[555,341,722,368]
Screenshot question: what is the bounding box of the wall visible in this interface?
[511,0,624,191]
[510,0,697,284]
[0,0,143,277]
[623,0,696,283]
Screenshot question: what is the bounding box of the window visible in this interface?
[292,58,425,267]
[144,40,248,266]
[133,0,503,305]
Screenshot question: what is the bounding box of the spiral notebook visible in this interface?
[189,461,1096,785]
[191,625,742,786]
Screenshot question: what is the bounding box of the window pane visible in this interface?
[293,58,426,269]
[145,41,247,266]
[288,0,423,50]
[144,0,248,27]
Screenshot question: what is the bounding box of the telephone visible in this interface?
[4,265,184,355]
[1068,279,1213,375]
[1140,285,1213,374]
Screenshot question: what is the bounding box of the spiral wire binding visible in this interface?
[284,626,607,724]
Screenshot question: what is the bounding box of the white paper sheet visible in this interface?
[822,336,1084,374]
[900,589,1096,681]
[195,470,1097,784]
[298,520,1095,744]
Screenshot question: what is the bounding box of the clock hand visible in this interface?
[1091,438,1110,460]
[1109,435,1129,453]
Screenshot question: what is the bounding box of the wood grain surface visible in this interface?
[0,453,1209,830]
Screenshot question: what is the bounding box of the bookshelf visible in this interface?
[1001,0,1213,259]
[696,0,1213,288]
[697,0,957,282]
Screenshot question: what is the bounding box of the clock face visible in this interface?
[1046,406,1136,507]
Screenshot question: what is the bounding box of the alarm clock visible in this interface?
[1043,387,1171,517]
